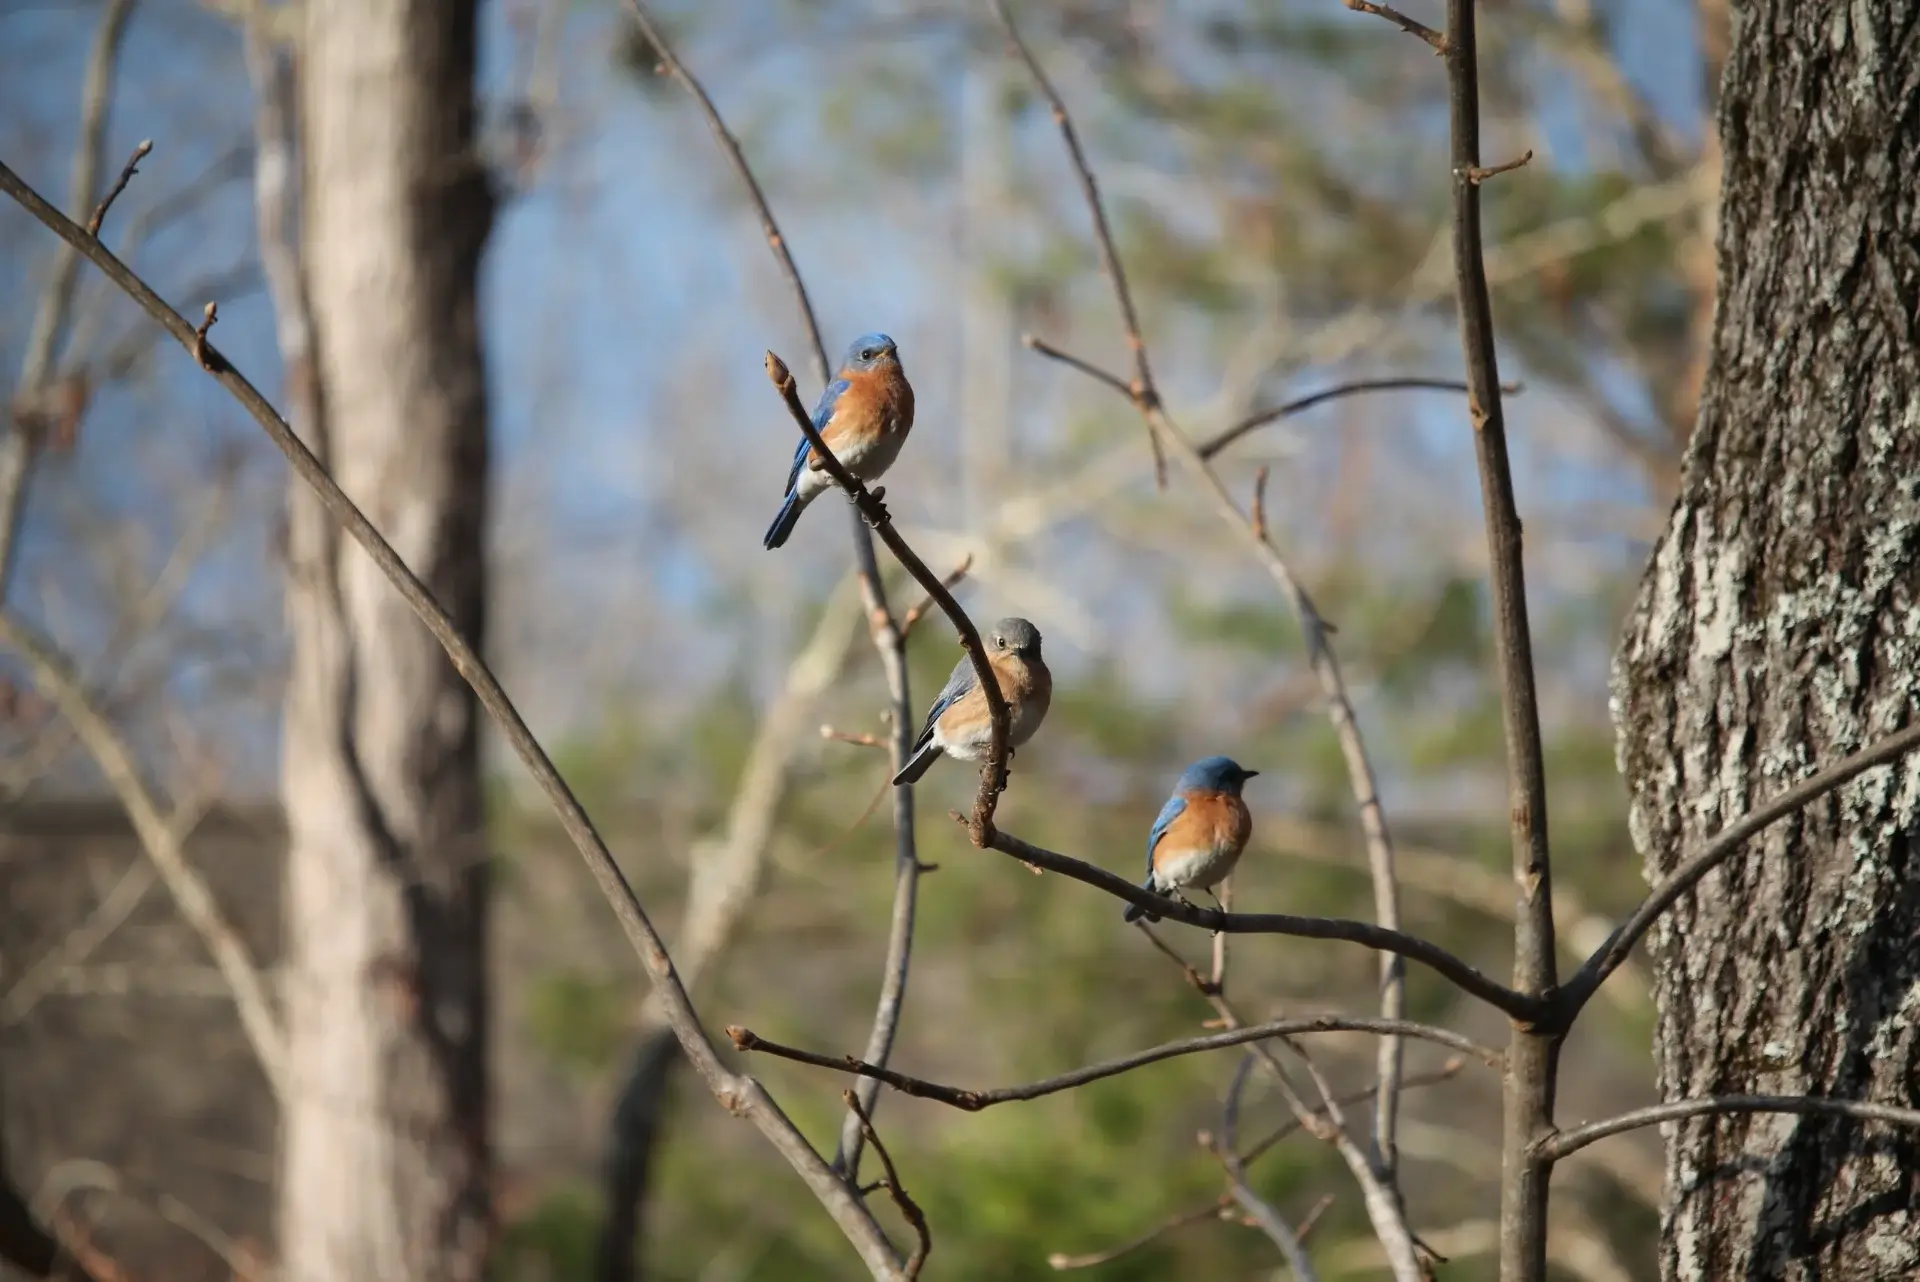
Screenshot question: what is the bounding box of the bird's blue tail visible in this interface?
[1123,876,1160,923]
[763,492,806,549]
[891,740,942,787]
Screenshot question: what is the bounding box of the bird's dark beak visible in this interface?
[1242,769,1260,780]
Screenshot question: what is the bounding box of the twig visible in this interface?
[1532,1095,1920,1164]
[1195,376,1519,459]
[1242,1060,1468,1167]
[1438,3,1559,1279]
[843,1092,931,1279]
[1555,719,1920,1019]
[821,725,887,749]
[191,301,221,370]
[766,354,1012,845]
[0,158,907,1281]
[985,0,1168,485]
[986,826,1533,1018]
[1270,818,1648,1014]
[0,612,287,1095]
[1047,1199,1231,1271]
[0,0,138,594]
[1217,1057,1320,1280]
[1463,148,1534,184]
[728,1015,1496,1111]
[85,140,151,237]
[1139,927,1435,1280]
[899,554,973,637]
[1344,0,1448,51]
[618,0,825,382]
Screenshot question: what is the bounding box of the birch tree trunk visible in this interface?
[1611,2,1920,1278]
[276,2,496,1279]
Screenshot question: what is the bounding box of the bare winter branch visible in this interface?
[843,1092,930,1280]
[84,139,151,237]
[1344,0,1449,51]
[1534,1096,1920,1164]
[1435,2,1559,1277]
[983,826,1534,1017]
[985,0,1168,484]
[728,1015,1496,1111]
[1196,376,1519,459]
[1557,719,1920,1018]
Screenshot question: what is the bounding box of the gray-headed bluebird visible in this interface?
[1124,756,1258,922]
[892,617,1051,786]
[763,332,915,549]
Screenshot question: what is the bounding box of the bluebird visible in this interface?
[892,617,1051,787]
[763,333,915,549]
[1124,756,1259,923]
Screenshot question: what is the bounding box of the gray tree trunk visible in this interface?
[1610,2,1920,1278]
[275,2,496,1280]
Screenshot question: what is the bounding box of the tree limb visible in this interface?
[727,1015,1496,1111]
[1533,1096,1920,1164]
[982,826,1534,1017]
[1555,719,1920,1019]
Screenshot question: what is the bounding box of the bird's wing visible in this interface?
[1145,793,1190,875]
[783,377,850,492]
[913,658,979,747]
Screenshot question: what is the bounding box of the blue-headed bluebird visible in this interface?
[892,617,1051,786]
[763,332,915,550]
[1124,756,1258,923]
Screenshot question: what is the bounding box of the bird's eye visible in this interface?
[861,347,878,360]
[992,634,1005,648]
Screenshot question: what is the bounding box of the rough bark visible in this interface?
[1610,3,1920,1279]
[276,2,497,1280]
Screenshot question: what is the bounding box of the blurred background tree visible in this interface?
[0,1,1727,1280]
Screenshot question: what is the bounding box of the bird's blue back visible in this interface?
[782,377,853,493]
[1145,793,1190,874]
[914,657,980,744]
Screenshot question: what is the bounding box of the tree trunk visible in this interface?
[1610,3,1920,1279]
[276,2,496,1280]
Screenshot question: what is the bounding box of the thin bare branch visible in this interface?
[899,554,973,637]
[0,0,138,594]
[766,354,1012,844]
[843,1092,930,1279]
[0,612,286,1095]
[1463,148,1535,184]
[1344,0,1448,51]
[1534,1096,1920,1164]
[619,0,826,383]
[728,1015,1496,1111]
[84,139,151,237]
[1047,1199,1231,1271]
[1139,927,1434,1281]
[1217,1056,1320,1280]
[985,826,1533,1018]
[821,724,887,749]
[985,0,1167,484]
[1242,1060,1468,1167]
[1196,376,1516,459]
[1436,2,1558,1277]
[0,158,906,1281]
[1557,719,1920,1019]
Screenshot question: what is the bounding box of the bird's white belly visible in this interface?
[1154,842,1241,893]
